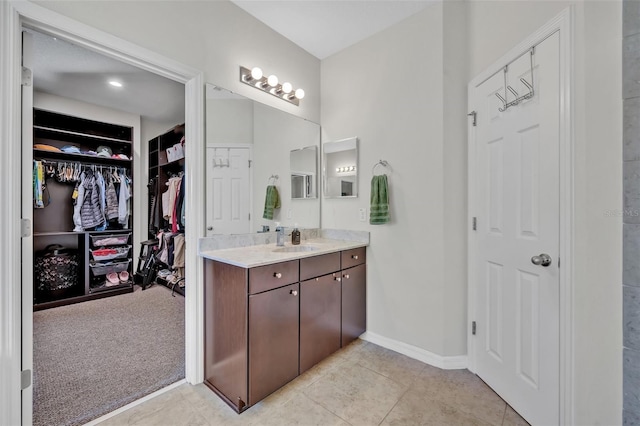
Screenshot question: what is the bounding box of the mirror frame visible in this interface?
[322,137,359,199]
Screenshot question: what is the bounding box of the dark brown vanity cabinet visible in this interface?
[249,282,299,405]
[341,247,367,346]
[204,247,366,413]
[299,253,341,374]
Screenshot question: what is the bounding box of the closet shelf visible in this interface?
[34,229,132,237]
[33,149,132,166]
[34,125,132,146]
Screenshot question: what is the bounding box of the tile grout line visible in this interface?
[299,393,354,426]
[376,384,412,426]
[501,402,508,425]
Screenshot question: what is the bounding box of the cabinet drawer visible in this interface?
[300,252,340,281]
[249,260,299,294]
[341,247,366,269]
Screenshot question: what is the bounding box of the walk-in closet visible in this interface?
[27,28,187,425]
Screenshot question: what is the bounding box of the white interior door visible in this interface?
[471,32,560,425]
[21,30,34,425]
[205,147,251,236]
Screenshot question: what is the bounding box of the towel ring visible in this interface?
[372,160,391,175]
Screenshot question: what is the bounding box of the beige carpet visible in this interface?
[33,285,185,426]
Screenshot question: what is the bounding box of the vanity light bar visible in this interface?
[239,66,304,106]
[336,166,356,173]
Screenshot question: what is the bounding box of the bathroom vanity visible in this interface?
[199,237,367,413]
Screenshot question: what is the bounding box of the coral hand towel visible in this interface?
[370,174,390,224]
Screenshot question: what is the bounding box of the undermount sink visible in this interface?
[272,245,318,253]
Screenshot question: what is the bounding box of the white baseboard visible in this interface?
[360,331,468,370]
[84,379,187,425]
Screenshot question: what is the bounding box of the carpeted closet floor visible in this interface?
[33,285,185,426]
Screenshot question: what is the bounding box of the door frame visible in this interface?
[467,7,574,425]
[205,143,254,235]
[0,2,205,425]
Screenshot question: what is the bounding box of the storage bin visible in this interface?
[91,233,131,247]
[90,245,131,261]
[34,244,79,296]
[90,259,130,276]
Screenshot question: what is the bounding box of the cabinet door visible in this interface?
[300,274,341,373]
[249,282,299,405]
[341,263,366,347]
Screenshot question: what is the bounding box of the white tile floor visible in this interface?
[98,340,529,426]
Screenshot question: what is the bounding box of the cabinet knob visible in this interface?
[343,274,350,279]
[274,272,282,278]
[334,276,342,282]
[290,290,298,296]
[352,255,358,260]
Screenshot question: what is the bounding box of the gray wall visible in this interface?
[624,2,640,424]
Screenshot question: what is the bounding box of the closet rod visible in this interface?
[36,158,131,169]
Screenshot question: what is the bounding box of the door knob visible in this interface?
[207,226,213,231]
[531,253,552,267]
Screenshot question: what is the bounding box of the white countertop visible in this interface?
[198,238,367,268]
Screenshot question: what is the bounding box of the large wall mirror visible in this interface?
[323,137,358,198]
[205,84,320,235]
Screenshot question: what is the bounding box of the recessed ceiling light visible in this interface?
[109,80,123,88]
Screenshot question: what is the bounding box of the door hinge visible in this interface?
[248,213,251,220]
[21,66,32,87]
[248,160,252,168]
[21,218,31,238]
[21,369,31,390]
[472,217,477,231]
[467,111,477,127]
[558,257,560,268]
[472,321,477,335]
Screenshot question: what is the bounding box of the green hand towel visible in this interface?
[262,185,281,220]
[370,174,390,224]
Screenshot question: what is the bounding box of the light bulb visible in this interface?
[295,88,305,99]
[282,82,292,94]
[109,80,123,88]
[267,75,278,87]
[250,67,263,80]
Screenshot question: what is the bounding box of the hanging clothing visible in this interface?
[79,171,104,229]
[118,174,131,227]
[105,177,119,220]
[33,161,45,209]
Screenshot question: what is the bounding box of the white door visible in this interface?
[471,32,560,425]
[205,147,251,235]
[21,30,34,425]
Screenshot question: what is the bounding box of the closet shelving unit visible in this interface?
[33,108,135,310]
[147,124,185,296]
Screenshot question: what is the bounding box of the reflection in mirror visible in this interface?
[290,146,317,199]
[205,84,320,235]
[323,137,358,198]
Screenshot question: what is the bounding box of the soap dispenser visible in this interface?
[291,224,301,245]
[275,222,285,246]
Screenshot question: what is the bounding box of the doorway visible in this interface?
[467,9,573,426]
[0,2,205,424]
[25,27,187,425]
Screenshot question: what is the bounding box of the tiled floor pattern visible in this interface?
[99,340,529,426]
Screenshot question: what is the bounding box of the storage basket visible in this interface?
[90,259,130,276]
[34,244,79,294]
[91,233,131,247]
[90,245,131,261]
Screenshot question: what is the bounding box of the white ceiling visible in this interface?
[231,0,436,59]
[30,29,185,124]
